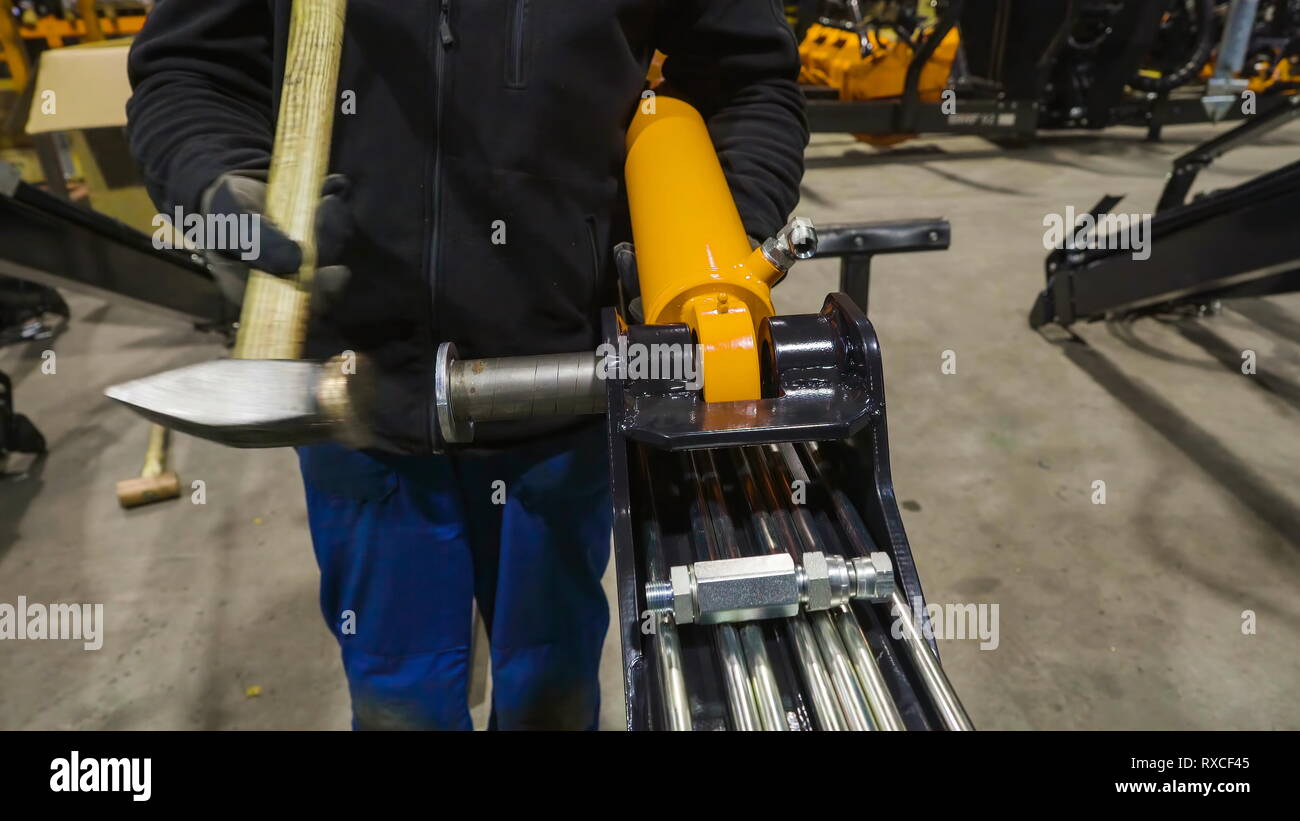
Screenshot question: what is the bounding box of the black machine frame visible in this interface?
[1029,92,1300,329]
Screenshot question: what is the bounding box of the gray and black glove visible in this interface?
[198,171,353,314]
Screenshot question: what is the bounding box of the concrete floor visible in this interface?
[2,121,1297,730]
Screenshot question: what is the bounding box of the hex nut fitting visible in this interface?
[670,564,695,625]
[802,551,831,611]
[850,551,895,601]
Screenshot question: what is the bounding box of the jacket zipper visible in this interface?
[506,0,528,88]
[429,0,454,452]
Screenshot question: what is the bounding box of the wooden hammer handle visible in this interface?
[140,423,169,479]
[232,0,348,361]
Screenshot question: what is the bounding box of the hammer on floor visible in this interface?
[116,423,180,508]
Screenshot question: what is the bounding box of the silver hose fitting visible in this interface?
[850,551,895,601]
[648,550,894,627]
[761,216,819,274]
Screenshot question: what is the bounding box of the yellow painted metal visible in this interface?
[16,11,145,48]
[624,96,783,403]
[77,0,105,42]
[0,0,30,94]
[799,22,960,146]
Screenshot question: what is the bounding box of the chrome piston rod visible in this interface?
[726,447,851,730]
[680,450,763,730]
[435,343,604,444]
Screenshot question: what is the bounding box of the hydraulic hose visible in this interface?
[1130,0,1218,92]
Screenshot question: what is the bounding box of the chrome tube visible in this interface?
[731,448,859,730]
[682,451,772,730]
[652,612,693,731]
[740,623,788,731]
[890,590,974,731]
[635,449,692,731]
[809,611,876,731]
[788,613,847,730]
[831,606,906,731]
[716,624,761,731]
[792,442,973,731]
[752,446,905,730]
[696,450,789,731]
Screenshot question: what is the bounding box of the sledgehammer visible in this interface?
[105,0,369,448]
[116,424,180,508]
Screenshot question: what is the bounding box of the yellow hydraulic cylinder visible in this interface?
[624,96,785,403]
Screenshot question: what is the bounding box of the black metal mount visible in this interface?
[618,293,883,450]
[607,290,942,729]
[816,219,950,314]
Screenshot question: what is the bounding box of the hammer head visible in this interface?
[104,357,371,449]
[116,472,181,508]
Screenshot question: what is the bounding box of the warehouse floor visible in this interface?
[2,121,1297,730]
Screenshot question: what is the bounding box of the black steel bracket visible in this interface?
[813,219,950,314]
[608,291,940,729]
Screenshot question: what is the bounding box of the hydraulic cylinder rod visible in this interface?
[434,343,604,444]
[689,451,788,731]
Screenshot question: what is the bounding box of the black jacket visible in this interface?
[126,0,808,453]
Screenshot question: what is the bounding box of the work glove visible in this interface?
[198,171,353,315]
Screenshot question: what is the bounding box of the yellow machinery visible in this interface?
[1245,49,1299,94]
[799,21,960,146]
[1191,40,1299,97]
[0,0,28,95]
[16,2,143,49]
[625,97,805,403]
[0,0,144,97]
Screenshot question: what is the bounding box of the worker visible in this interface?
[124,1,807,730]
